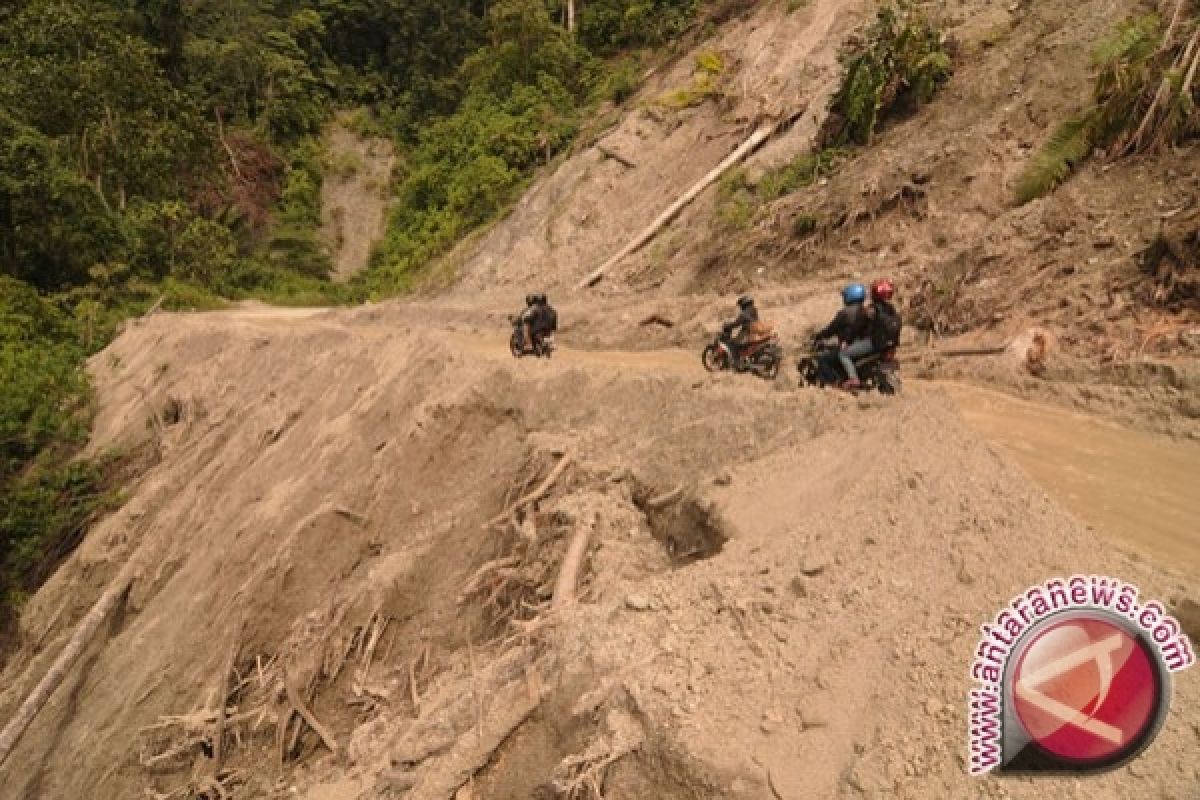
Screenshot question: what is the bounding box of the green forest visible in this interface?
[0,0,718,639]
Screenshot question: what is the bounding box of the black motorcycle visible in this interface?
[702,332,782,379]
[509,316,554,358]
[797,341,902,394]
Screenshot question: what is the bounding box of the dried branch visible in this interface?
[483,450,574,529]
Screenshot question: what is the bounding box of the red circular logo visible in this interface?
[1011,616,1160,765]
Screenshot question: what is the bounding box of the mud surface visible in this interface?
[941,382,1200,580]
[3,0,1200,795]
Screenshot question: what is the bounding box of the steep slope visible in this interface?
[431,0,1196,379]
[2,1,1199,798]
[437,0,868,304]
[0,306,1195,800]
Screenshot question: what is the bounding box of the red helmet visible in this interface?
[870,278,895,301]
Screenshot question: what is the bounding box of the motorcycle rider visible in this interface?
[517,293,540,353]
[532,293,557,346]
[721,295,760,370]
[811,283,871,389]
[864,278,902,353]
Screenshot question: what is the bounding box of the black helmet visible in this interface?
[537,293,548,305]
[525,293,536,306]
[737,294,754,309]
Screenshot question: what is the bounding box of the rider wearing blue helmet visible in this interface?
[811,282,872,389]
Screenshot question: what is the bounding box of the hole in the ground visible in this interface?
[161,395,183,426]
[635,490,727,565]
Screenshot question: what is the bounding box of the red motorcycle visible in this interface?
[702,332,782,379]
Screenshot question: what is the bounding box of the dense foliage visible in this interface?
[1016,6,1198,203]
[364,0,711,294]
[818,3,952,148]
[0,0,711,638]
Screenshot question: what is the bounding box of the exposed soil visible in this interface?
[3,0,1199,798]
[321,122,395,282]
[0,305,1196,800]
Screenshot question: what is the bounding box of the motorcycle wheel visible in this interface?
[702,345,724,372]
[796,357,819,387]
[509,330,522,358]
[878,371,901,395]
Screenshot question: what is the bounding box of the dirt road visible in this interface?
[204,305,1200,578]
[452,331,1200,578]
[190,305,1200,579]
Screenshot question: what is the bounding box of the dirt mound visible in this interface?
[1,309,1195,800]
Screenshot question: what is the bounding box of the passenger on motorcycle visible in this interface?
[721,295,761,369]
[517,293,540,353]
[864,278,902,353]
[811,283,871,389]
[531,293,557,343]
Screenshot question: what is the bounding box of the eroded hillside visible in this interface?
[2,0,1199,799]
[0,305,1196,800]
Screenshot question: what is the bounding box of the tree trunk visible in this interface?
[0,564,136,770]
[552,516,593,609]
[576,119,789,289]
[566,0,576,33]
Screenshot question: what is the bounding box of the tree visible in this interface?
[0,111,121,289]
[0,1,205,205]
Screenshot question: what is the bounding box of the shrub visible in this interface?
[595,56,643,105]
[793,214,819,236]
[695,49,725,75]
[1014,115,1095,204]
[758,148,848,200]
[1014,12,1197,203]
[820,3,953,147]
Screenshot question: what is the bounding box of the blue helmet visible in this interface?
[842,283,866,305]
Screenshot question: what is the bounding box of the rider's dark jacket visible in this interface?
[722,305,759,338]
[813,304,869,344]
[532,303,556,335]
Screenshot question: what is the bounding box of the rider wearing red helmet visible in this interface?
[865,278,902,353]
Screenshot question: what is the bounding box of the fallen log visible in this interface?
[644,484,685,510]
[208,616,246,774]
[284,681,340,758]
[931,346,1009,357]
[576,110,803,290]
[408,678,543,800]
[552,516,594,610]
[596,144,637,169]
[0,560,140,769]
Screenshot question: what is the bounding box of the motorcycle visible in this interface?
[797,341,902,395]
[702,332,782,379]
[509,316,555,358]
